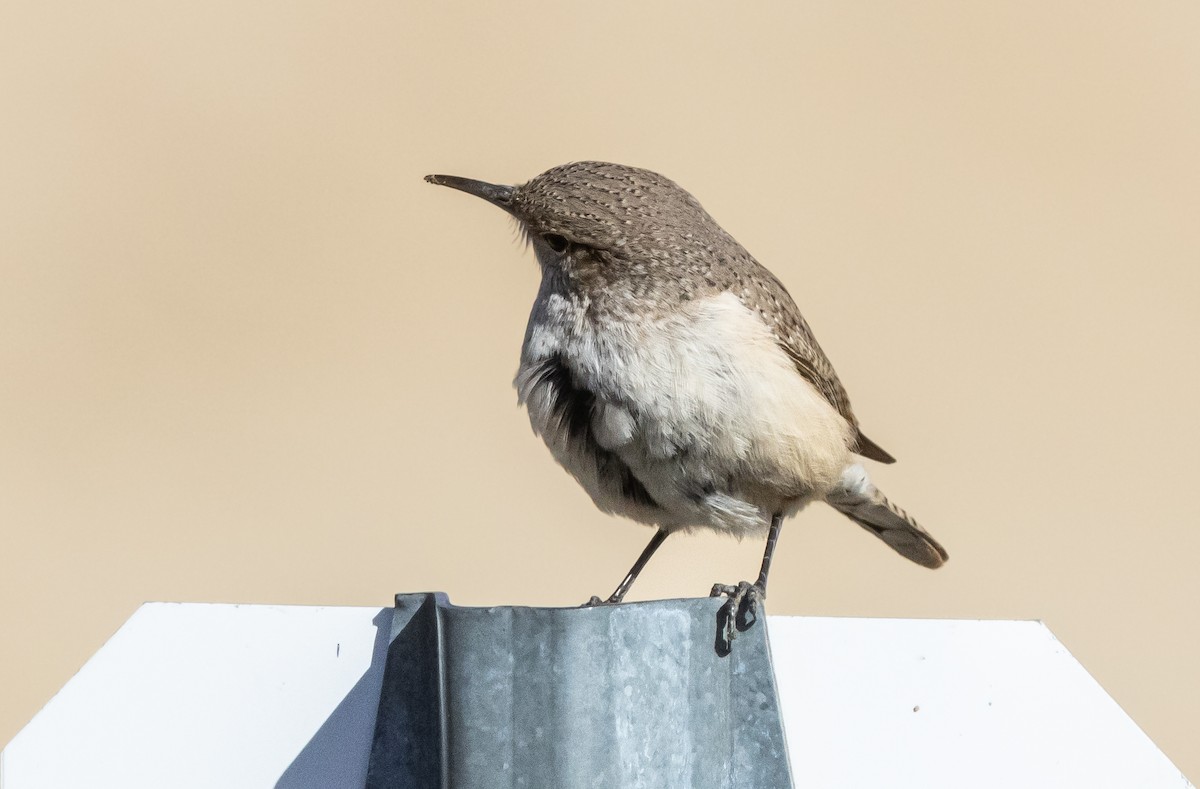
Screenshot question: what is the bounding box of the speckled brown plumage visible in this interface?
[514,161,893,463]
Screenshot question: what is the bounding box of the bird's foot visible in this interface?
[710,580,764,656]
[580,594,616,608]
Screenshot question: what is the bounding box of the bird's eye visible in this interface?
[542,233,569,253]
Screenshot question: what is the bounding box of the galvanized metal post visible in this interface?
[367,593,794,788]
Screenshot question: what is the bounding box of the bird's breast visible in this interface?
[516,288,854,531]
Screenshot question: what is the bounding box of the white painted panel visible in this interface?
[769,617,1192,788]
[2,604,1192,788]
[1,604,392,789]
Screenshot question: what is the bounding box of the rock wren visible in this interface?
[426,162,947,624]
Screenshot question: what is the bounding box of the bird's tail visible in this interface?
[825,465,948,569]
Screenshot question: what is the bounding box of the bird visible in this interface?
[425,162,947,634]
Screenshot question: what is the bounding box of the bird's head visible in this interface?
[425,161,729,282]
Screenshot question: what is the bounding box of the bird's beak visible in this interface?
[424,174,516,213]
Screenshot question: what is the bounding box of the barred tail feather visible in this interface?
[825,465,948,569]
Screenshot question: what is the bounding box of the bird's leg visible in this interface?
[711,512,784,654]
[753,510,784,595]
[584,528,669,606]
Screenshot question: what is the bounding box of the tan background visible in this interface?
[2,0,1197,778]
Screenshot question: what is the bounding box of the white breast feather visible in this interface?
[517,291,853,536]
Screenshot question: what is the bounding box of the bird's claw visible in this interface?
[581,595,609,608]
[710,580,763,656]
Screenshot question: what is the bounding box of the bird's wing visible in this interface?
[746,267,896,464]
